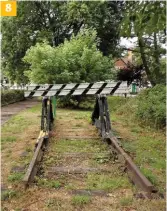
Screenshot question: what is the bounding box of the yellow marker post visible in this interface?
[0,1,17,16]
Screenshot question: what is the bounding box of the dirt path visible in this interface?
[1,98,39,125]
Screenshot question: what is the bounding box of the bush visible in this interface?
[108,85,166,129]
[57,96,95,110]
[23,29,115,84]
[136,85,166,129]
[1,90,25,106]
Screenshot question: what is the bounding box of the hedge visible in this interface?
[1,90,25,106]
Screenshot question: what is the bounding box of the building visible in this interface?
[114,50,133,69]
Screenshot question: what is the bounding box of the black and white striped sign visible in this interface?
[22,81,124,97]
[10,81,134,97]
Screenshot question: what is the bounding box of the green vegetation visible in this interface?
[72,195,91,206]
[93,153,110,164]
[2,104,41,137]
[1,105,166,210]
[1,90,24,106]
[65,183,76,190]
[120,197,133,206]
[136,85,166,129]
[1,190,19,201]
[1,104,40,189]
[121,2,166,85]
[1,136,17,143]
[8,172,24,183]
[2,115,33,135]
[36,178,61,189]
[86,173,130,191]
[45,198,62,209]
[2,2,122,84]
[108,95,165,192]
[27,103,41,113]
[50,139,106,154]
[109,85,166,129]
[23,29,114,84]
[140,168,158,185]
[57,96,95,109]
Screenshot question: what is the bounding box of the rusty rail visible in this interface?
[92,95,157,196]
[23,97,54,187]
[23,131,49,187]
[108,135,156,194]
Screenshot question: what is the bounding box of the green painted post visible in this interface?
[132,82,137,94]
[52,96,56,118]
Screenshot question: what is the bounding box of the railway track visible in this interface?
[23,96,160,201]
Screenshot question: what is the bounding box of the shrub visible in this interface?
[1,90,25,106]
[57,96,95,109]
[136,85,166,129]
[108,85,166,129]
[23,29,115,84]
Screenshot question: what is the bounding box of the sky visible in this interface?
[119,37,138,49]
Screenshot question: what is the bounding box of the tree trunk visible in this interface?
[153,32,161,83]
[137,35,156,86]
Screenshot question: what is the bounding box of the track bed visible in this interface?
[2,108,165,211]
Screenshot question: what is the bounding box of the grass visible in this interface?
[71,195,91,206]
[50,139,107,154]
[140,168,158,185]
[43,137,109,169]
[2,115,31,134]
[7,172,24,183]
[108,96,166,193]
[28,104,41,113]
[65,183,76,190]
[1,105,166,211]
[45,198,62,209]
[1,136,17,143]
[120,197,133,206]
[36,178,61,189]
[1,190,19,201]
[2,105,41,138]
[86,173,131,191]
[93,152,111,164]
[1,105,40,147]
[1,101,41,205]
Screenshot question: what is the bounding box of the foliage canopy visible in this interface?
[2,1,123,84]
[121,1,166,85]
[23,30,114,84]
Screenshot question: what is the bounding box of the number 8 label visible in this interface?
[6,3,12,12]
[0,1,17,16]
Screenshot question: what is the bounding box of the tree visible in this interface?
[121,1,166,85]
[2,1,123,84]
[1,2,64,84]
[23,29,114,84]
[64,1,124,56]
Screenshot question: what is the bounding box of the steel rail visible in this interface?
[108,135,157,194]
[23,97,53,187]
[92,95,157,196]
[23,131,49,187]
